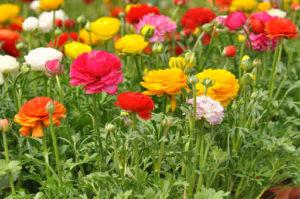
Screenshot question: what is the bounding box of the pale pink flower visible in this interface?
[135,14,177,42]
[224,11,247,31]
[70,50,123,95]
[187,96,224,125]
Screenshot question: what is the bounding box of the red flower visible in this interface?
[173,0,188,6]
[115,92,155,120]
[202,33,211,46]
[49,32,79,48]
[126,4,160,24]
[265,18,298,39]
[0,29,20,57]
[111,7,123,18]
[223,45,236,57]
[181,8,216,34]
[64,19,76,29]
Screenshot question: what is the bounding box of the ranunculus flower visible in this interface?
[224,11,247,31]
[22,16,39,31]
[126,4,160,24]
[265,18,298,39]
[0,4,20,23]
[267,9,287,18]
[0,118,10,133]
[196,69,239,106]
[70,50,123,95]
[0,29,20,57]
[14,97,66,138]
[79,29,101,45]
[30,0,40,12]
[223,45,236,57]
[64,41,92,60]
[40,0,64,11]
[181,7,216,34]
[49,32,79,48]
[135,14,177,43]
[45,59,64,77]
[187,95,224,125]
[0,55,19,85]
[38,10,68,32]
[248,33,278,52]
[115,92,155,120]
[90,17,120,41]
[248,12,273,34]
[25,48,63,71]
[141,68,188,110]
[230,0,257,11]
[114,34,148,54]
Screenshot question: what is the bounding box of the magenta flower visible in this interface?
[45,59,64,77]
[135,14,177,42]
[224,11,247,31]
[248,33,278,52]
[187,95,224,125]
[70,50,123,95]
[250,12,273,23]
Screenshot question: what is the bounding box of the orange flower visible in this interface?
[265,18,298,39]
[14,97,66,138]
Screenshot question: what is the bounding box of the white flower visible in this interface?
[23,17,39,32]
[24,48,63,71]
[187,95,225,125]
[38,10,68,33]
[0,55,20,85]
[30,0,40,12]
[267,9,287,18]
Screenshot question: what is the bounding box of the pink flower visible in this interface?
[45,59,64,77]
[135,14,177,43]
[249,12,273,34]
[225,11,247,31]
[187,96,224,125]
[70,50,123,95]
[248,33,278,52]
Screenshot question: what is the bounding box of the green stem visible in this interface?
[2,132,15,195]
[42,135,50,181]
[202,28,216,68]
[49,111,62,182]
[55,76,63,102]
[268,41,283,98]
[133,55,142,84]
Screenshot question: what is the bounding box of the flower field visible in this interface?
[1,0,300,198]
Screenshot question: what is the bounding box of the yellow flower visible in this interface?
[169,57,187,69]
[79,29,101,45]
[196,69,239,106]
[0,4,20,23]
[40,0,64,11]
[230,0,257,11]
[91,17,120,41]
[64,41,92,60]
[115,34,148,54]
[237,34,246,42]
[257,2,271,11]
[141,68,188,111]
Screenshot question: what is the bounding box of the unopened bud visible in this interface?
[84,21,91,32]
[252,58,262,68]
[184,51,196,68]
[152,43,163,54]
[162,117,173,127]
[240,55,252,71]
[140,25,155,39]
[16,42,26,50]
[46,101,55,114]
[20,63,31,74]
[203,78,214,88]
[188,75,198,84]
[76,15,86,24]
[0,119,10,133]
[105,123,115,132]
[54,28,62,36]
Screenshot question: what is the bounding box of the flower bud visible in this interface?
[240,55,252,71]
[252,58,262,68]
[16,42,27,50]
[54,28,62,36]
[46,101,55,114]
[105,123,115,133]
[0,119,10,133]
[188,75,199,84]
[168,57,186,69]
[45,59,64,77]
[222,45,236,58]
[140,25,155,39]
[120,111,129,117]
[162,117,173,127]
[201,23,214,33]
[76,15,86,25]
[173,0,187,6]
[152,42,163,54]
[20,63,31,74]
[84,21,92,32]
[184,51,196,68]
[203,78,214,88]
